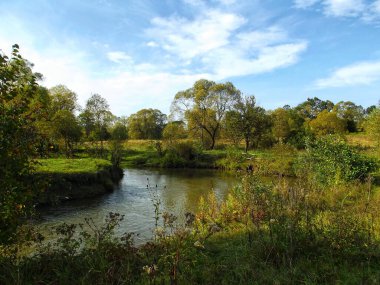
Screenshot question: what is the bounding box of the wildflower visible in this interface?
[270,218,276,224]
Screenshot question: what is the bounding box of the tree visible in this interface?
[49,84,78,114]
[111,120,128,141]
[127,109,167,139]
[224,96,270,152]
[309,110,347,136]
[82,94,113,156]
[172,79,241,149]
[31,86,55,157]
[271,108,291,143]
[333,101,364,132]
[163,121,187,143]
[0,45,42,243]
[296,97,334,119]
[52,110,82,157]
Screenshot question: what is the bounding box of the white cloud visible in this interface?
[147,10,246,60]
[146,41,158,47]
[315,60,380,88]
[146,10,307,78]
[107,51,133,63]
[323,0,365,17]
[204,42,308,78]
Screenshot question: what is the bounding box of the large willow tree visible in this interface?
[171,79,241,149]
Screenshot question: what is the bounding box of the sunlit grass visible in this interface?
[35,158,111,174]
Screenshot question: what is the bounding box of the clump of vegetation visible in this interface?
[35,158,111,174]
[295,136,378,186]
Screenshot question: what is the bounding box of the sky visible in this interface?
[0,0,380,116]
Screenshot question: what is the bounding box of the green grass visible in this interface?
[35,158,111,174]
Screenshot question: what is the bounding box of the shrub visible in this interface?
[295,136,378,186]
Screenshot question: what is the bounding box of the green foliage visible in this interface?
[81,94,113,157]
[52,110,82,157]
[334,100,364,132]
[162,121,187,142]
[216,146,247,170]
[160,141,199,168]
[127,108,166,139]
[365,107,380,146]
[0,45,43,243]
[49,84,78,113]
[295,136,378,186]
[172,79,241,149]
[111,121,128,140]
[296,96,335,119]
[224,96,271,151]
[309,110,347,136]
[271,108,291,142]
[110,140,124,168]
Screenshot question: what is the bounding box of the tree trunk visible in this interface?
[245,138,249,153]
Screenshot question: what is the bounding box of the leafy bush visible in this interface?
[295,136,378,186]
[215,146,247,170]
[160,141,199,168]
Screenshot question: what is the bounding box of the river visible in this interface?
[37,168,239,243]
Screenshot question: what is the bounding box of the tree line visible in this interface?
[20,77,380,158]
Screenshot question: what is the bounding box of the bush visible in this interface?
[216,146,246,170]
[295,136,378,186]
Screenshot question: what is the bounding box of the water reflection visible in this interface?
[37,168,238,243]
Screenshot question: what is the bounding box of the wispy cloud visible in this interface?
[315,60,380,88]
[146,10,307,78]
[294,0,319,9]
[294,0,380,21]
[107,51,133,63]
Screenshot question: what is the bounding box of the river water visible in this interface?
[37,168,239,243]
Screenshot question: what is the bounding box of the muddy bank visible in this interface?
[37,166,123,205]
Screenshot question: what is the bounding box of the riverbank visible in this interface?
[35,158,123,205]
[2,174,379,284]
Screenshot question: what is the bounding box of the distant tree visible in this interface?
[79,109,95,138]
[49,85,78,114]
[309,110,347,136]
[296,97,334,119]
[334,101,364,132]
[0,45,43,243]
[364,107,380,146]
[52,110,82,157]
[111,120,128,141]
[172,79,241,149]
[271,108,291,143]
[83,94,113,156]
[163,121,187,143]
[365,105,377,115]
[128,108,166,139]
[224,96,270,152]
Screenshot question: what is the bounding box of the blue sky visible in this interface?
[0,0,379,116]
